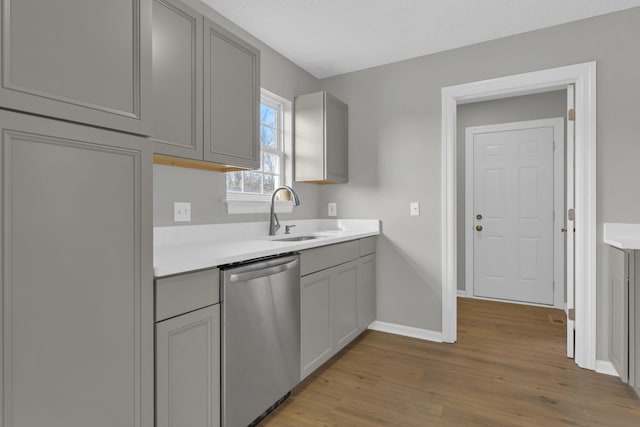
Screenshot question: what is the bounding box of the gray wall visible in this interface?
[319,7,640,359]
[456,91,567,292]
[153,0,322,226]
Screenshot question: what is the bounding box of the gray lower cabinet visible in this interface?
[295,91,348,183]
[608,246,640,396]
[301,268,334,378]
[334,260,360,352]
[609,247,629,383]
[151,0,260,170]
[0,109,153,427]
[156,305,221,427]
[0,0,151,135]
[155,268,221,427]
[357,253,376,331]
[300,238,376,379]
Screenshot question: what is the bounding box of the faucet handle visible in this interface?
[285,225,296,235]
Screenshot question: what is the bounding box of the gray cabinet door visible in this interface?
[609,246,629,383]
[301,269,333,380]
[294,92,325,182]
[0,0,151,135]
[0,109,153,427]
[203,19,260,169]
[325,92,348,183]
[294,91,348,183]
[156,304,221,427]
[333,260,359,352]
[151,0,203,158]
[633,252,640,391]
[357,254,376,331]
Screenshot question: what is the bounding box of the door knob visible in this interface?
[476,225,483,231]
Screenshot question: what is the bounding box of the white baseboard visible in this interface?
[368,321,443,343]
[457,290,467,297]
[596,360,619,377]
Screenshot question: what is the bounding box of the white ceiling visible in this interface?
[202,0,640,79]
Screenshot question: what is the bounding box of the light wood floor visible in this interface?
[262,297,640,426]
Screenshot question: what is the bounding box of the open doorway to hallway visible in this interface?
[456,91,570,354]
[441,62,597,370]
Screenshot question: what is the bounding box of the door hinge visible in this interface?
[568,109,576,121]
[568,308,575,321]
[567,208,575,221]
[553,140,556,151]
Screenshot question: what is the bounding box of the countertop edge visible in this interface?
[603,222,640,250]
[154,230,380,278]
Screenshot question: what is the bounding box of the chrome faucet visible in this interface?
[269,185,300,235]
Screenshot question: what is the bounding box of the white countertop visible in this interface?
[603,223,640,250]
[154,219,380,277]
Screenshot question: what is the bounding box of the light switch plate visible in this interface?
[174,202,191,222]
[410,202,420,216]
[328,202,337,217]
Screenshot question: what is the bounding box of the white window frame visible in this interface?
[225,89,293,214]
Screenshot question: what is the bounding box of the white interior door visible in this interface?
[566,84,576,358]
[467,120,562,306]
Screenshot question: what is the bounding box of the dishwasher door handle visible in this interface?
[229,258,299,283]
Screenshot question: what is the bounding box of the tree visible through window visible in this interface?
[226,95,284,197]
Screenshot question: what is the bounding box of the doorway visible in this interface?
[465,118,565,307]
[441,62,597,370]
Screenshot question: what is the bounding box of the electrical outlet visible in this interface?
[328,202,337,217]
[410,202,420,216]
[174,202,191,222]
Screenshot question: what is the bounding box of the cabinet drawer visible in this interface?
[156,268,220,321]
[300,240,359,276]
[359,237,377,257]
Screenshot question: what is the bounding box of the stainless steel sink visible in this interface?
[272,235,322,242]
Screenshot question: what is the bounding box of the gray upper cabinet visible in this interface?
[0,109,153,427]
[151,0,203,158]
[204,18,260,169]
[0,0,151,135]
[151,4,261,170]
[295,91,348,184]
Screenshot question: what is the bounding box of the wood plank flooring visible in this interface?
[262,297,640,426]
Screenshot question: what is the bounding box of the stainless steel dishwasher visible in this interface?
[221,253,300,427]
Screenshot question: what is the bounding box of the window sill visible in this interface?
[224,199,294,215]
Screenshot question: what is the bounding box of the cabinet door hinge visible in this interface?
[568,109,576,121]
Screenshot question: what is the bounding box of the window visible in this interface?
[225,89,292,213]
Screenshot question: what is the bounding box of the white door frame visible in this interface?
[464,118,565,309]
[441,62,597,370]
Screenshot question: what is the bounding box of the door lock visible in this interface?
[476,225,483,231]
[476,214,483,220]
